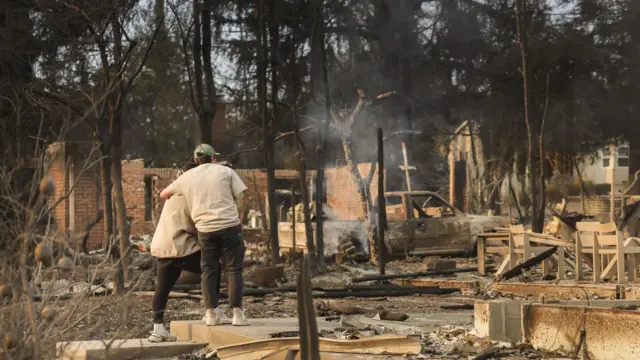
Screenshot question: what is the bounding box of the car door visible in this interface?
[408,194,473,255]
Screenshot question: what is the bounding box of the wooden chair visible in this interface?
[575,222,640,283]
[477,229,510,275]
[493,225,571,279]
[508,225,552,277]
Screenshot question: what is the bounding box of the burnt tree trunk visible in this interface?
[202,0,216,142]
[310,0,329,272]
[341,135,376,263]
[485,147,510,215]
[516,0,542,232]
[291,2,317,268]
[99,139,125,293]
[259,0,279,263]
[110,18,130,285]
[537,72,551,231]
[192,0,209,144]
[330,90,377,262]
[110,120,130,285]
[468,121,484,211]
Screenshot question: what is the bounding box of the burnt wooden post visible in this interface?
[297,255,320,360]
[377,127,387,275]
[291,183,296,260]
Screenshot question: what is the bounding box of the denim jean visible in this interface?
[198,224,245,309]
[152,251,222,323]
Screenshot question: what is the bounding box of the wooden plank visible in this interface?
[616,231,626,284]
[508,232,516,271]
[596,249,619,254]
[527,237,575,248]
[627,253,637,281]
[576,232,584,281]
[624,246,640,253]
[541,260,550,277]
[523,233,531,265]
[557,246,565,280]
[56,339,206,360]
[478,237,486,275]
[600,254,618,281]
[496,257,511,276]
[261,349,336,360]
[477,233,510,239]
[593,232,601,283]
[216,335,421,360]
[495,247,557,282]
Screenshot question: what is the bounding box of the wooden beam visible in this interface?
[216,335,421,360]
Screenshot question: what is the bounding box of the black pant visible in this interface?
[152,251,222,324]
[198,224,245,309]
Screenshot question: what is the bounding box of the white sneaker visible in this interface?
[203,307,232,326]
[232,308,249,326]
[148,326,177,343]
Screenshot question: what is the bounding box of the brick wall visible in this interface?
[235,169,311,216]
[47,141,381,247]
[46,142,69,233]
[236,165,380,221]
[235,169,269,214]
[68,142,102,250]
[325,163,380,220]
[46,141,105,250]
[123,161,179,238]
[564,196,640,223]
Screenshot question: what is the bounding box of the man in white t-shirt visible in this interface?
[148,161,228,342]
[160,144,249,326]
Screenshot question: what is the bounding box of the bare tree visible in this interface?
[515,0,543,232]
[67,3,162,290]
[292,1,317,269]
[331,89,378,263]
[259,0,280,264]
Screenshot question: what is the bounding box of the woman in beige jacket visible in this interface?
[148,162,226,342]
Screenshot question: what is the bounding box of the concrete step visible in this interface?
[56,339,206,360]
[170,317,337,349]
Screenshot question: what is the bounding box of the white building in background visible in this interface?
[578,143,630,192]
[446,120,633,213]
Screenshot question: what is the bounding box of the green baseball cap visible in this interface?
[193,144,219,160]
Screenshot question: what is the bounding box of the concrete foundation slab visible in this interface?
[522,304,640,360]
[55,339,206,360]
[475,299,640,343]
[488,281,622,299]
[392,279,480,292]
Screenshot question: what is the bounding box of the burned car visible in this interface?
[382,191,509,257]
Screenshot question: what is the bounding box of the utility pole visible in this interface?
[399,142,415,191]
